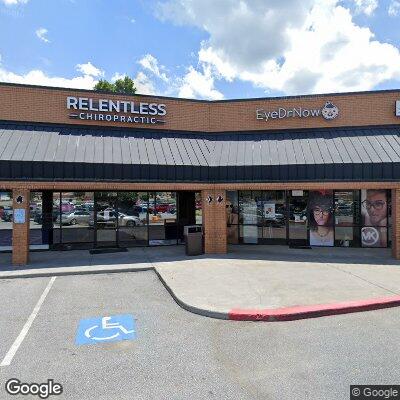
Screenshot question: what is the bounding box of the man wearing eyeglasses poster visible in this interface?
[361,189,388,247]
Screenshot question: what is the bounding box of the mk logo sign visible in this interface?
[361,227,379,246]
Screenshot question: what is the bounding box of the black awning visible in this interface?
[1,123,400,182]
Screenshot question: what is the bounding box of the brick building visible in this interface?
[0,82,400,265]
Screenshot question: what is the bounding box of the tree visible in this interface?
[114,76,137,95]
[93,79,114,92]
[93,76,137,95]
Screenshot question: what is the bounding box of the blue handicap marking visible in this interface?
[75,314,136,345]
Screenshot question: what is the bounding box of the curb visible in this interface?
[2,265,400,322]
[154,269,229,320]
[229,295,400,321]
[0,266,153,280]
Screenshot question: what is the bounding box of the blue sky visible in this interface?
[0,0,400,99]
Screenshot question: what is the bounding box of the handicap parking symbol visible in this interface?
[76,314,136,345]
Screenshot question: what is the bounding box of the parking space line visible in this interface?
[0,277,56,367]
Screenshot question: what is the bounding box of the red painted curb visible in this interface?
[228,295,400,321]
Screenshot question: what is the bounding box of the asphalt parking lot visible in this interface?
[1,271,400,400]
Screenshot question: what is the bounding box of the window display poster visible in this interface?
[309,190,334,247]
[264,203,276,219]
[361,189,387,247]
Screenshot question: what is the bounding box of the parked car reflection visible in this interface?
[0,207,13,222]
[56,210,92,226]
[88,211,143,228]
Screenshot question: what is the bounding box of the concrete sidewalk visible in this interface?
[1,245,400,320]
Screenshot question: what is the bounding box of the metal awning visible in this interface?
[1,123,399,182]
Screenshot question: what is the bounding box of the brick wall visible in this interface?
[5,183,399,263]
[1,181,399,192]
[0,83,399,132]
[392,189,400,259]
[202,189,227,253]
[1,83,400,262]
[11,189,30,265]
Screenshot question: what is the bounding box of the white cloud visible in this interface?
[110,71,157,95]
[76,61,104,77]
[134,71,157,95]
[157,0,400,95]
[388,0,400,16]
[178,65,223,100]
[1,0,28,5]
[35,27,50,43]
[0,59,103,89]
[138,54,169,82]
[352,0,378,15]
[110,72,126,82]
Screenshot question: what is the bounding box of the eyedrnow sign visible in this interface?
[396,101,400,117]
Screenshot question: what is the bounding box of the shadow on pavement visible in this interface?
[0,244,398,272]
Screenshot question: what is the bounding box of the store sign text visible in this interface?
[256,101,339,122]
[396,100,400,117]
[66,97,167,125]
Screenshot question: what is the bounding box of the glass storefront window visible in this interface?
[30,192,43,247]
[195,192,202,225]
[95,192,117,247]
[262,191,286,242]
[0,191,12,250]
[288,190,308,246]
[334,226,360,247]
[59,192,95,246]
[361,189,389,248]
[53,192,61,245]
[118,192,148,246]
[149,192,177,245]
[334,191,360,247]
[226,191,239,244]
[226,191,239,224]
[49,190,202,249]
[239,225,258,244]
[239,191,258,225]
[334,191,360,226]
[239,191,258,243]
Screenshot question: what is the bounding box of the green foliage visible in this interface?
[93,79,115,92]
[93,76,137,95]
[114,76,137,95]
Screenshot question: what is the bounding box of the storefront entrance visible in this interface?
[95,192,118,248]
[288,191,309,247]
[37,190,202,250]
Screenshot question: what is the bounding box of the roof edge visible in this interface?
[1,81,400,103]
[0,119,399,137]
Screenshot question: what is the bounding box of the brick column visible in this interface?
[392,189,400,259]
[202,189,227,254]
[12,189,30,265]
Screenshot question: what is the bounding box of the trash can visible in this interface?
[184,225,203,255]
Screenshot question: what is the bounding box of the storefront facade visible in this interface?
[1,82,400,265]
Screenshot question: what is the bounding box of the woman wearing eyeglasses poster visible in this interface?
[309,191,334,247]
[361,189,388,247]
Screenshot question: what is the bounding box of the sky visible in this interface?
[0,0,400,100]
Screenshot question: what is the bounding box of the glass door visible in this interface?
[95,192,118,247]
[288,190,309,247]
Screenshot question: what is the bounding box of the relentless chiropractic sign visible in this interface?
[67,96,167,125]
[256,101,339,122]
